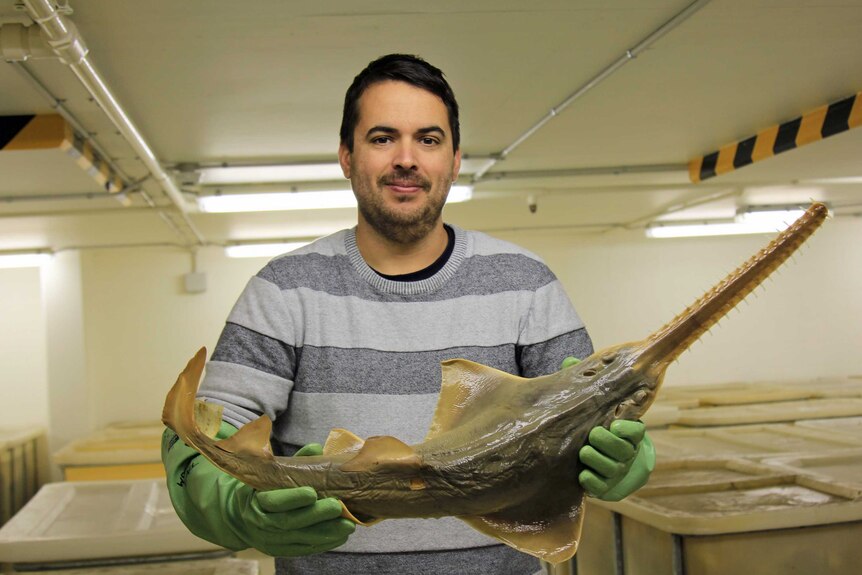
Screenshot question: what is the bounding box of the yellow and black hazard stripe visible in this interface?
[60,128,124,193]
[0,114,67,150]
[2,114,123,193]
[690,91,862,183]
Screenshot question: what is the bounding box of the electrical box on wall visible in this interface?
[183,272,207,294]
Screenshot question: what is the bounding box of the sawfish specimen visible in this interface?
[163,202,828,563]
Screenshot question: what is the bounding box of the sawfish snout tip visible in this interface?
[810,201,828,217]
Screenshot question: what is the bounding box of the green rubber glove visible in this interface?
[578,420,656,501]
[560,356,581,369]
[162,423,354,556]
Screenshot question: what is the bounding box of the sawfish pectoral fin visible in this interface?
[427,359,527,440]
[338,501,383,527]
[459,492,585,564]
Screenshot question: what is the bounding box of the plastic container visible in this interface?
[640,404,680,428]
[578,458,862,574]
[655,377,862,407]
[649,422,860,461]
[761,448,862,499]
[780,377,862,400]
[0,426,49,526]
[102,420,167,437]
[655,381,766,405]
[0,479,221,563]
[795,416,862,442]
[672,397,862,427]
[53,426,164,481]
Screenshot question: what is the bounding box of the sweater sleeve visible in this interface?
[517,276,594,378]
[197,264,299,429]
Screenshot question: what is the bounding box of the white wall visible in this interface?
[80,246,263,428]
[0,267,48,428]
[1,215,860,443]
[499,215,862,387]
[42,251,90,455]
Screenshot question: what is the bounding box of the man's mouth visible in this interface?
[386,182,424,193]
[380,175,430,194]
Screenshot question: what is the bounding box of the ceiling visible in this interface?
[1,0,861,252]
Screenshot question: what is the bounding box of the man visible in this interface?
[163,54,653,575]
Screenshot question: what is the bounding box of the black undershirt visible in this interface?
[373,225,455,282]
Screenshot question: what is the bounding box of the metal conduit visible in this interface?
[471,0,713,183]
[22,0,205,246]
[10,62,146,198]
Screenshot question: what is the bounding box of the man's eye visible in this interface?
[371,136,393,144]
[420,137,439,145]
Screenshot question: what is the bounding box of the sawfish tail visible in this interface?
[637,202,828,371]
[161,347,279,490]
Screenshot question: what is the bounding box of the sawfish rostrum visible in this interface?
[163,202,828,563]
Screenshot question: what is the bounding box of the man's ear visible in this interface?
[338,143,351,179]
[452,148,462,181]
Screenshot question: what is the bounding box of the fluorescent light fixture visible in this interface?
[198,163,346,185]
[646,207,809,239]
[0,252,52,269]
[737,207,806,228]
[225,242,311,258]
[447,185,473,203]
[198,185,473,213]
[199,190,356,212]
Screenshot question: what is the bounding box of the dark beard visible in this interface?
[356,168,450,244]
[357,192,444,245]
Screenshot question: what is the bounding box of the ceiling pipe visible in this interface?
[471,0,712,183]
[9,62,134,191]
[0,22,54,60]
[10,62,178,220]
[479,163,688,182]
[21,0,205,245]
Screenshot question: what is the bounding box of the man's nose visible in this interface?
[392,141,418,171]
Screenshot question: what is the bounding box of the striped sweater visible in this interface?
[199,224,593,575]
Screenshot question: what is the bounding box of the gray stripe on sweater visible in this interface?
[198,360,292,427]
[293,344,518,394]
[273,391,439,446]
[228,281,583,351]
[206,324,591,395]
[259,252,557,302]
[276,543,543,575]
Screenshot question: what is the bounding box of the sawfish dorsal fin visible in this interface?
[460,491,585,564]
[340,436,422,473]
[426,359,527,440]
[213,414,274,459]
[323,428,365,455]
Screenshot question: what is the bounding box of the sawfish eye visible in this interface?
[601,353,617,364]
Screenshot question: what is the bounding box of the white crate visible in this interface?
[0,479,221,563]
[0,426,48,526]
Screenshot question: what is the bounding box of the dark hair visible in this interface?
[340,54,460,153]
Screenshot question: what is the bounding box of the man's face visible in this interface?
[339,80,461,244]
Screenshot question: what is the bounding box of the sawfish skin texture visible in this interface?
[163,202,828,563]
